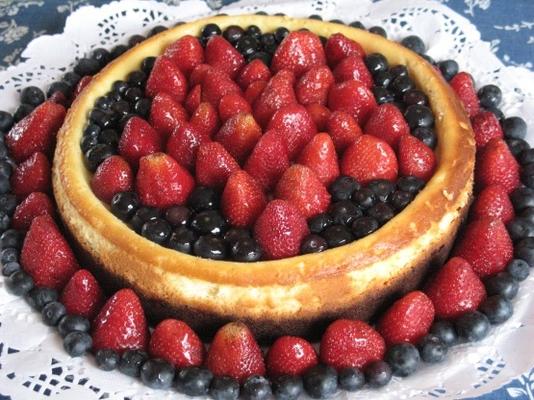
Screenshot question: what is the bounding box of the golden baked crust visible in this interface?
[52,15,475,340]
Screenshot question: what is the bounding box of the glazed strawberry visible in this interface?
[236,59,272,89]
[244,80,267,105]
[245,130,290,191]
[297,133,340,186]
[201,67,242,107]
[190,63,213,87]
[363,103,410,149]
[20,215,79,290]
[450,72,480,118]
[266,336,318,378]
[471,184,514,224]
[190,102,220,138]
[207,322,265,383]
[149,319,205,369]
[90,155,133,203]
[163,35,204,77]
[253,69,297,127]
[205,35,245,79]
[149,92,188,138]
[426,257,486,319]
[92,288,148,354]
[333,56,373,88]
[475,138,520,193]
[73,75,92,99]
[6,100,66,162]
[195,142,240,189]
[185,84,202,114]
[324,33,365,66]
[267,103,317,159]
[328,80,377,125]
[60,269,105,320]
[320,319,386,370]
[295,65,335,106]
[145,56,187,103]
[306,103,331,131]
[326,110,363,152]
[136,152,194,208]
[377,291,435,345]
[218,93,252,123]
[12,192,54,230]
[215,112,262,163]
[11,152,51,199]
[398,135,436,181]
[166,122,208,170]
[118,116,162,167]
[271,31,326,76]
[341,135,398,184]
[222,170,267,228]
[454,218,513,277]
[254,199,309,259]
[471,110,503,148]
[275,164,331,219]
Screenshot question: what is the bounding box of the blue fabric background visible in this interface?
[0,0,532,399]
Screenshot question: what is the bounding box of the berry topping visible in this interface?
[190,101,220,138]
[471,110,503,148]
[11,152,51,199]
[118,116,162,167]
[166,122,208,170]
[253,69,297,127]
[328,80,377,125]
[266,336,318,377]
[195,142,240,189]
[397,135,436,181]
[148,92,188,138]
[325,33,365,66]
[201,67,242,107]
[297,133,340,186]
[450,72,480,118]
[237,59,272,89]
[333,56,373,88]
[60,269,105,320]
[222,170,267,228]
[162,35,204,77]
[475,138,520,193]
[205,35,246,79]
[215,112,262,163]
[271,31,326,76]
[296,66,335,106]
[145,56,187,103]
[12,191,54,230]
[364,103,410,149]
[90,155,133,203]
[471,184,515,224]
[218,93,252,123]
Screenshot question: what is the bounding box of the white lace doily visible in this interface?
[0,0,534,399]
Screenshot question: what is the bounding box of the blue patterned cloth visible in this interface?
[0,1,533,399]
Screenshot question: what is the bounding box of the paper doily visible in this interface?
[1,0,534,399]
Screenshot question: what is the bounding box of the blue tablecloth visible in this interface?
[0,1,533,399]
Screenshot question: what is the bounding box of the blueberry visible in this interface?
[372,86,395,104]
[47,81,72,99]
[349,21,365,29]
[165,206,191,227]
[521,164,534,189]
[191,210,227,236]
[401,35,425,54]
[309,14,323,20]
[477,84,502,108]
[231,237,262,261]
[96,349,120,371]
[128,34,145,48]
[390,190,413,210]
[0,111,14,132]
[141,218,172,244]
[300,234,328,254]
[91,48,111,67]
[403,89,428,106]
[397,176,425,193]
[112,80,129,96]
[1,247,19,265]
[0,229,22,249]
[303,365,338,399]
[223,228,251,246]
[412,127,437,149]
[25,287,58,311]
[369,26,387,38]
[437,60,459,81]
[485,272,519,300]
[404,105,434,129]
[6,270,34,295]
[506,259,530,281]
[166,227,197,254]
[519,149,534,165]
[74,58,101,76]
[338,367,364,391]
[308,213,333,234]
[110,44,128,59]
[41,301,66,326]
[141,56,156,74]
[110,191,139,221]
[0,175,10,194]
[274,27,289,43]
[95,96,112,111]
[417,334,447,363]
[329,176,360,202]
[455,311,490,342]
[236,36,261,58]
[63,72,82,87]
[63,331,92,357]
[21,86,45,107]
[84,122,101,138]
[119,349,149,377]
[390,66,409,81]
[124,87,143,103]
[367,203,395,225]
[223,25,245,44]
[390,75,415,97]
[149,25,167,36]
[246,25,262,39]
[386,343,420,377]
[131,207,161,233]
[2,261,21,277]
[502,117,527,140]
[0,194,15,216]
[80,135,98,154]
[194,235,227,260]
[352,188,376,209]
[507,218,534,241]
[248,52,272,66]
[98,128,119,146]
[364,360,392,387]
[202,23,222,39]
[511,187,534,211]
[127,70,147,88]
[520,207,534,224]
[364,53,388,75]
[480,295,513,325]
[485,106,505,122]
[188,186,219,212]
[322,225,353,248]
[373,70,392,87]
[271,375,303,400]
[329,200,362,225]
[429,320,458,346]
[57,315,91,337]
[209,376,240,400]
[14,103,34,122]
[515,237,534,266]
[0,211,10,232]
[242,375,272,400]
[85,144,115,171]
[140,359,175,389]
[175,366,213,396]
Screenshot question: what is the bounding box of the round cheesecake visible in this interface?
[52,15,475,340]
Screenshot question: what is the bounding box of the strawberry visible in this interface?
[471,184,514,224]
[190,101,220,138]
[205,36,245,79]
[266,336,318,378]
[333,56,373,88]
[163,35,204,77]
[73,75,92,99]
[196,142,240,189]
[218,93,252,123]
[92,288,148,354]
[475,138,520,193]
[149,92,188,139]
[118,116,162,167]
[326,111,363,153]
[244,80,267,105]
[145,56,187,103]
[426,257,486,319]
[328,80,377,125]
[20,215,78,290]
[11,152,51,199]
[236,59,272,89]
[201,67,242,108]
[297,133,340,186]
[341,135,398,184]
[320,319,385,370]
[253,69,297,127]
[295,65,334,106]
[254,199,309,260]
[325,33,365,66]
[454,218,513,277]
[166,122,208,170]
[471,110,503,148]
[48,90,68,106]
[185,84,202,114]
[363,103,410,149]
[60,269,105,320]
[272,31,326,76]
[306,103,331,131]
[149,319,205,369]
[90,155,133,203]
[6,100,66,162]
[136,152,194,208]
[244,130,290,191]
[222,170,267,228]
[215,112,262,163]
[207,322,265,383]
[397,135,436,181]
[377,291,435,346]
[267,103,317,159]
[12,192,54,230]
[190,64,213,87]
[450,72,480,118]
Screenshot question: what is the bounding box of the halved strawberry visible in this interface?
[60,269,105,320]
[118,116,162,167]
[245,80,267,106]
[297,133,340,186]
[218,93,252,123]
[471,184,514,224]
[12,192,54,230]
[205,35,245,79]
[471,110,503,148]
[90,155,133,203]
[215,112,262,163]
[333,56,373,88]
[295,65,334,106]
[398,135,436,181]
[201,67,242,107]
[195,142,240,189]
[190,101,220,138]
[11,152,51,199]
[149,92,188,139]
[253,69,297,127]
[185,84,202,114]
[325,33,365,66]
[475,138,520,193]
[145,56,187,102]
[326,110,363,153]
[450,72,480,118]
[222,170,267,228]
[306,103,331,131]
[236,59,272,89]
[364,103,410,149]
[166,122,208,170]
[272,31,326,76]
[266,336,318,378]
[328,80,377,125]
[163,35,204,77]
